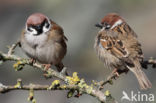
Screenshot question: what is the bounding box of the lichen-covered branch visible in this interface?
[0,80,78,93]
[0,43,155,103]
[7,41,20,56]
[0,43,118,103]
[141,57,156,69]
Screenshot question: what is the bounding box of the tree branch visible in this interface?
[0,81,78,93]
[0,42,155,103]
[141,57,156,69]
[7,41,20,56]
[0,43,118,103]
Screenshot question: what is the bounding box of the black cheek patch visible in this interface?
[37,30,43,34]
[46,23,50,28]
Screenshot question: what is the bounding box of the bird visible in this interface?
[19,13,68,74]
[94,13,152,89]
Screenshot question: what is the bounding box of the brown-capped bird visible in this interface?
[20,13,67,73]
[94,13,152,89]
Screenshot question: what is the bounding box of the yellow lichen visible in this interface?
[66,72,80,85]
[13,61,24,71]
[105,90,110,96]
[48,80,60,90]
[62,85,66,88]
[13,61,20,68]
[78,79,93,94]
[14,79,22,88]
[67,89,75,98]
[28,89,36,103]
[14,83,21,88]
[32,99,36,103]
[52,80,60,86]
[86,86,93,94]
[66,72,93,94]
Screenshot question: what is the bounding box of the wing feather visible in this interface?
[98,27,143,64]
[99,31,128,59]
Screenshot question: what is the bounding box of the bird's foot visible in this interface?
[74,91,82,98]
[29,58,36,64]
[42,64,51,71]
[107,68,120,80]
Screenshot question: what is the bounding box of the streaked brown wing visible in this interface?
[99,31,128,59]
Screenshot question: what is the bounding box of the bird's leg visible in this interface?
[74,91,82,98]
[29,58,36,64]
[42,64,51,71]
[42,64,52,78]
[112,68,120,77]
[107,68,120,80]
[107,68,129,80]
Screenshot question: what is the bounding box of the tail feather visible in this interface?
[133,69,152,89]
[127,60,152,90]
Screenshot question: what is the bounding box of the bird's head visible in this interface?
[26,13,51,36]
[95,13,124,30]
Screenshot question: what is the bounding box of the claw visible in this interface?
[42,64,51,71]
[107,68,120,80]
[29,58,36,64]
[115,71,120,77]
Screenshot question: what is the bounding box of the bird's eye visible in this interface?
[106,24,111,29]
[104,22,111,29]
[27,27,33,32]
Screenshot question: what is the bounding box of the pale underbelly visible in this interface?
[22,44,65,65]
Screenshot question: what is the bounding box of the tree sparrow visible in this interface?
[20,13,67,73]
[94,13,152,89]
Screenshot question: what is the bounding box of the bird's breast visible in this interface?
[25,33,48,48]
[95,41,120,69]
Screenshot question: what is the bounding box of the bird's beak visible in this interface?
[35,25,43,34]
[36,25,42,31]
[95,23,103,29]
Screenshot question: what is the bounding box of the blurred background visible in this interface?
[0,0,156,103]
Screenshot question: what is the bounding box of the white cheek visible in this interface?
[43,26,49,32]
[26,28,37,35]
[43,19,51,33]
[43,23,51,33]
[31,29,37,35]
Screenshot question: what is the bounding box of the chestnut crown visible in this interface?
[95,13,124,30]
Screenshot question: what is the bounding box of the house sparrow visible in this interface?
[20,13,68,73]
[94,13,152,89]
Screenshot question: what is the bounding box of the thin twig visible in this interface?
[142,57,156,69]
[7,41,20,56]
[94,73,117,90]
